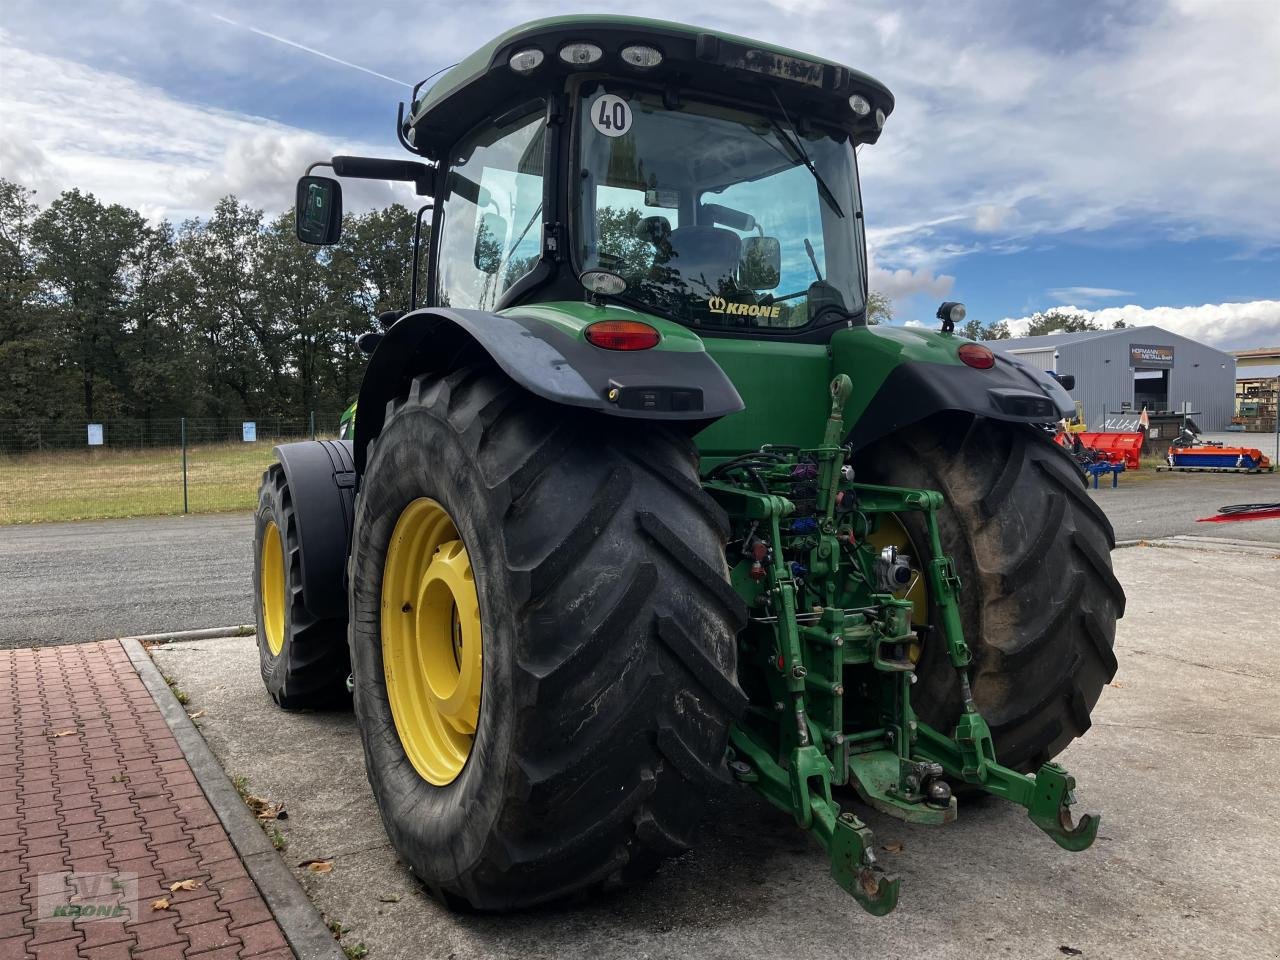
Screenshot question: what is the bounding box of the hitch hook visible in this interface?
[1027,762,1100,852]
[830,813,900,916]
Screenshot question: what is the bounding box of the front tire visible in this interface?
[349,366,746,910]
[253,465,351,709]
[857,416,1124,771]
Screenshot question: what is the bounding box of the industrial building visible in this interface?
[989,325,1237,431]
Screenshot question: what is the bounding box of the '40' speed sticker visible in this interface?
[590,94,632,137]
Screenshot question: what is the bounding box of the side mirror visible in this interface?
[1053,373,1076,391]
[740,236,781,289]
[474,211,507,275]
[296,176,343,245]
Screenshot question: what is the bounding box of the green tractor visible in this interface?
[254,15,1122,915]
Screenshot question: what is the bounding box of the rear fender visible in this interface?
[831,326,1075,451]
[272,440,355,619]
[352,306,744,474]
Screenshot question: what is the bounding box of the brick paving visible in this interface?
[0,642,295,960]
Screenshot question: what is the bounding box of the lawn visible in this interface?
[0,442,287,524]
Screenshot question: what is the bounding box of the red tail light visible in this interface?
[958,343,995,369]
[584,320,660,351]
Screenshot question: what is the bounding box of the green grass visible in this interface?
[0,441,295,524]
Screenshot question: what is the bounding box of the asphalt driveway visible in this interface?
[0,512,253,646]
[1,467,1277,645]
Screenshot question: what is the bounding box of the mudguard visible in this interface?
[272,440,355,619]
[352,305,744,473]
[844,353,1076,451]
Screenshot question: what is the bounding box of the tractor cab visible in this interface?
[301,16,893,341]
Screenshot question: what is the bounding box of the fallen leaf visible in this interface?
[151,898,170,911]
[245,794,285,820]
[377,894,401,903]
[169,879,201,892]
[1059,948,1083,957]
[253,800,285,821]
[187,710,205,720]
[881,841,903,853]
[51,729,75,738]
[297,858,334,874]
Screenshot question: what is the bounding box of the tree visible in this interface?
[0,179,62,423]
[959,317,1012,341]
[866,291,891,325]
[173,197,269,419]
[1022,309,1098,337]
[32,189,151,421]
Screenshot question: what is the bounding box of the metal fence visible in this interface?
[0,413,348,455]
[0,411,352,524]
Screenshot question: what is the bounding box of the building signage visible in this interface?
[1129,343,1174,368]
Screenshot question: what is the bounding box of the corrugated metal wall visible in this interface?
[1004,327,1237,431]
[1006,348,1056,372]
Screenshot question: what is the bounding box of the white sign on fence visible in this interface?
[86,424,104,446]
[242,421,257,443]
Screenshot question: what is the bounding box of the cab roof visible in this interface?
[403,15,895,161]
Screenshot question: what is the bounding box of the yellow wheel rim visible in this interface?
[866,515,929,661]
[381,498,482,786]
[260,520,286,657]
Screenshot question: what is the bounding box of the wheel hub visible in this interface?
[381,498,482,786]
[260,520,286,657]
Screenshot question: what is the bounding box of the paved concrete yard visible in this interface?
[1087,466,1280,544]
[152,540,1280,960]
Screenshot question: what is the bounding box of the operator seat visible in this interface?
[660,225,742,286]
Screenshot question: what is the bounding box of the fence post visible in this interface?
[181,417,189,514]
[310,410,315,441]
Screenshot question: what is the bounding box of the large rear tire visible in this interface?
[857,416,1123,771]
[348,365,746,910]
[253,465,351,709]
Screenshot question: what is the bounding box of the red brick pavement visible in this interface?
[0,642,295,959]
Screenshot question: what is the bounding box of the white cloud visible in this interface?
[1047,286,1135,303]
[0,34,410,222]
[1,0,1278,308]
[1000,300,1280,351]
[973,204,1017,233]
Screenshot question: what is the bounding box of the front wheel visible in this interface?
[348,366,747,910]
[253,466,351,709]
[857,415,1124,771]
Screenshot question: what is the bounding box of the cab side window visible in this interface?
[436,112,546,309]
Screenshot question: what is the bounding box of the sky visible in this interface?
[1,0,1277,350]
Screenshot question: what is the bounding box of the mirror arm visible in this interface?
[410,203,432,310]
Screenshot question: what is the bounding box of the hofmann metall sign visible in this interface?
[1129,343,1175,368]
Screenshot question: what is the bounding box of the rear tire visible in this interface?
[253,465,351,709]
[857,416,1123,771]
[348,365,747,910]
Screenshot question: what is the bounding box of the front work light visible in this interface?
[621,44,663,68]
[581,269,627,296]
[508,48,544,73]
[848,94,871,117]
[585,320,661,351]
[559,42,603,65]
